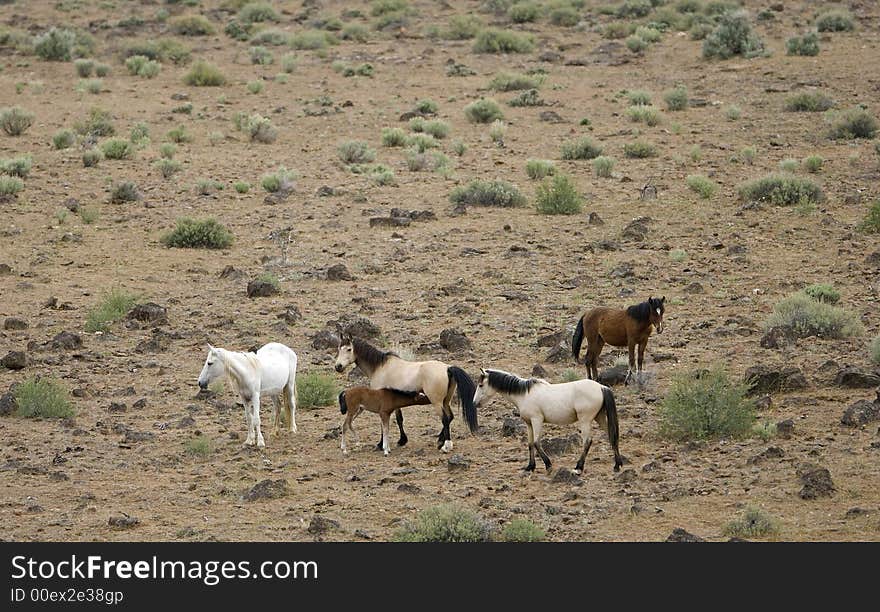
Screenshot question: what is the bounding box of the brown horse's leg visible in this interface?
[637,338,648,380]
[524,420,536,472]
[625,338,637,384]
[587,338,604,380]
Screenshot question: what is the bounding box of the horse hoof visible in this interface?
[398,436,408,447]
[441,440,453,453]
[257,442,266,449]
[522,465,536,473]
[291,426,298,434]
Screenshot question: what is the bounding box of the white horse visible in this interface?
[197,342,298,448]
[473,369,622,474]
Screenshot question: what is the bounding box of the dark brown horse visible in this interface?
[572,297,665,382]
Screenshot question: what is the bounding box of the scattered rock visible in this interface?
[744,364,808,395]
[598,364,629,386]
[4,317,27,330]
[127,302,168,326]
[551,469,582,485]
[797,464,834,500]
[760,325,797,349]
[747,447,785,465]
[307,515,340,536]
[316,185,339,197]
[326,263,354,281]
[1,351,27,370]
[0,391,16,416]
[683,282,704,294]
[531,364,548,378]
[841,399,880,427]
[845,507,870,518]
[123,430,154,443]
[616,468,637,483]
[219,265,246,281]
[544,342,570,363]
[390,208,436,221]
[609,263,634,279]
[311,329,340,350]
[108,514,140,529]
[447,454,470,472]
[369,216,411,228]
[501,417,526,437]
[49,331,82,350]
[397,483,421,494]
[277,304,302,325]
[588,212,604,225]
[243,479,289,502]
[621,217,651,241]
[537,329,570,348]
[542,432,581,455]
[754,395,772,410]
[665,528,705,542]
[439,328,471,353]
[539,110,564,123]
[775,419,794,439]
[247,278,280,298]
[328,314,381,340]
[834,367,880,389]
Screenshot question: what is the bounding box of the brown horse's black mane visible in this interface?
[351,337,397,370]
[626,301,652,323]
[484,369,538,395]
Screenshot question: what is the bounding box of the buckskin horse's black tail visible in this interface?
[448,366,478,433]
[338,390,348,415]
[601,386,622,472]
[572,315,585,362]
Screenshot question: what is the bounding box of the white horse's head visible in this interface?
[334,335,355,373]
[473,369,497,408]
[198,345,225,389]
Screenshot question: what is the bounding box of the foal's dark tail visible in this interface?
[447,367,478,433]
[572,315,585,362]
[600,386,622,472]
[338,390,348,415]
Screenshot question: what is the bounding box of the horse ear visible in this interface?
[207,344,215,352]
[661,296,666,303]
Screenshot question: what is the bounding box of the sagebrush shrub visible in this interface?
[626,105,662,126]
[624,140,658,158]
[0,155,33,178]
[74,107,114,137]
[535,174,582,215]
[395,505,491,542]
[0,176,24,198]
[109,181,140,203]
[298,372,338,408]
[184,61,226,86]
[664,85,688,111]
[82,148,102,167]
[858,200,880,234]
[33,27,76,61]
[627,90,652,106]
[802,283,840,304]
[261,167,295,193]
[14,377,74,419]
[154,158,182,179]
[161,218,233,249]
[444,14,484,40]
[561,136,602,160]
[501,519,545,542]
[525,159,555,180]
[338,140,376,164]
[101,138,134,160]
[737,174,823,206]
[815,10,854,33]
[784,92,833,112]
[489,72,543,92]
[450,180,526,207]
[702,11,765,59]
[473,28,535,53]
[686,174,717,199]
[766,291,862,339]
[508,2,541,24]
[724,507,779,539]
[464,98,503,123]
[239,1,280,24]
[171,15,215,36]
[85,288,137,332]
[827,107,878,140]
[74,58,94,76]
[166,125,192,144]
[53,129,76,150]
[803,155,823,173]
[592,155,615,178]
[381,127,407,147]
[0,106,34,136]
[508,89,543,107]
[870,336,880,365]
[786,33,819,56]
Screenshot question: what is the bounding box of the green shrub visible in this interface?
[184,61,226,86]
[686,174,717,198]
[338,140,376,164]
[166,125,193,144]
[79,206,99,224]
[101,138,134,160]
[444,15,484,39]
[737,174,823,206]
[109,181,140,203]
[489,72,543,92]
[669,248,687,262]
[815,10,854,33]
[170,15,215,36]
[414,99,438,114]
[452,140,468,156]
[250,28,287,46]
[766,291,863,339]
[803,283,840,304]
[859,200,880,233]
[659,366,756,441]
[33,27,76,61]
[395,505,491,542]
[786,33,819,56]
[803,155,823,173]
[14,377,74,419]
[604,22,635,39]
[288,30,336,50]
[225,19,252,41]
[249,45,273,65]
[724,506,780,539]
[0,155,33,178]
[159,143,177,160]
[526,159,555,180]
[0,106,34,136]
[82,148,102,167]
[406,133,438,153]
[627,90,652,106]
[234,181,250,194]
[261,167,295,193]
[450,180,526,208]
[624,140,658,158]
[725,104,741,120]
[239,1,280,24]
[370,164,396,185]
[52,128,76,150]
[508,2,541,23]
[592,155,615,178]
[827,107,878,140]
[489,120,506,144]
[549,6,580,27]
[473,28,535,53]
[702,10,765,59]
[464,98,503,123]
[738,145,757,164]
[125,55,148,75]
[185,435,213,457]
[635,26,662,43]
[626,105,662,126]
[784,92,833,112]
[74,58,94,76]
[130,122,150,146]
[501,519,545,542]
[535,174,582,215]
[74,107,114,138]
[508,89,543,107]
[161,218,233,249]
[280,53,297,73]
[626,35,648,53]
[78,78,103,94]
[341,23,369,42]
[298,372,338,408]
[245,114,277,143]
[617,0,652,18]
[664,85,688,111]
[0,176,24,198]
[85,288,137,332]
[870,336,880,365]
[778,158,798,173]
[247,80,264,94]
[561,136,602,160]
[194,179,223,196]
[154,158,182,179]
[381,127,407,147]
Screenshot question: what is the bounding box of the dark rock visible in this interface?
[683,282,704,294]
[219,265,246,281]
[776,419,794,439]
[542,432,581,455]
[501,417,526,437]
[323,426,341,440]
[176,415,196,429]
[755,395,772,410]
[0,391,16,416]
[760,325,797,349]
[132,398,147,409]
[841,400,880,427]
[108,402,126,413]
[311,329,340,350]
[247,279,280,298]
[0,264,11,275]
[544,342,570,363]
[865,250,880,266]
[531,364,548,378]
[834,367,880,389]
[621,217,651,241]
[49,331,82,350]
[397,483,421,494]
[744,365,808,395]
[134,329,177,353]
[326,263,354,281]
[537,329,570,348]
[390,208,436,221]
[277,304,302,325]
[4,317,27,330]
[845,507,870,518]
[307,515,340,535]
[609,263,634,279]
[538,51,563,63]
[551,469,582,485]
[447,454,470,471]
[328,314,381,340]
[1,351,27,370]
[316,186,339,197]
[108,514,140,529]
[588,212,604,225]
[539,110,564,123]
[598,364,629,386]
[616,468,637,483]
[665,528,705,542]
[369,216,411,228]
[243,479,289,502]
[747,446,785,465]
[797,464,834,500]
[127,302,168,325]
[123,430,154,443]
[439,328,471,353]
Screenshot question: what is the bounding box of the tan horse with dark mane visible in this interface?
[572,297,665,382]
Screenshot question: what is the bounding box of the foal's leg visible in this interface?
[341,412,351,454]
[395,409,408,447]
[252,393,265,448]
[380,411,391,456]
[244,396,255,446]
[531,418,552,471]
[574,418,594,474]
[524,420,536,472]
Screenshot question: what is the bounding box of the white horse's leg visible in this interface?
[253,392,265,448]
[380,412,391,456]
[244,397,255,446]
[272,396,282,434]
[287,382,297,434]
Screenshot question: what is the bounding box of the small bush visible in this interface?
[859,200,880,233]
[94,63,110,77]
[803,283,840,304]
[381,127,407,147]
[109,181,140,203]
[166,125,192,144]
[669,248,688,262]
[725,104,741,120]
[85,288,137,332]
[626,105,662,126]
[737,174,823,206]
[617,0,652,18]
[52,128,76,150]
[130,122,150,146]
[870,336,880,365]
[82,148,102,167]
[464,98,503,123]
[281,53,297,73]
[74,58,94,77]
[778,158,799,173]
[624,141,658,158]
[452,140,468,156]
[702,10,765,59]
[14,377,74,419]
[444,14,484,39]
[245,114,277,143]
[125,55,148,75]
[550,6,580,27]
[501,519,545,542]
[161,218,233,249]
[450,180,526,208]
[79,206,99,224]
[185,435,213,457]
[508,2,541,24]
[827,107,878,140]
[738,145,757,164]
[659,366,756,441]
[0,155,33,178]
[664,85,688,111]
[489,120,506,144]
[184,61,226,86]
[803,155,823,173]
[815,10,854,33]
[508,89,543,107]
[784,92,833,112]
[159,143,177,159]
[604,22,635,39]
[341,23,369,42]
[74,107,114,138]
[766,291,863,339]
[33,27,76,61]
[101,138,134,160]
[561,136,602,160]
[261,167,295,193]
[338,140,376,164]
[249,45,273,65]
[415,119,450,139]
[626,35,648,53]
[686,174,717,199]
[0,106,34,136]
[0,176,24,198]
[627,90,652,106]
[154,158,182,179]
[414,99,438,114]
[371,164,396,185]
[526,159,555,180]
[234,181,250,194]
[786,33,819,56]
[535,174,582,215]
[395,505,491,542]
[298,372,338,408]
[592,155,615,178]
[724,506,779,539]
[489,72,543,92]
[247,80,264,94]
[171,15,215,36]
[78,78,103,94]
[473,28,535,53]
[239,1,280,24]
[406,133,438,153]
[288,30,336,50]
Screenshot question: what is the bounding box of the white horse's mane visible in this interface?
[215,348,259,396]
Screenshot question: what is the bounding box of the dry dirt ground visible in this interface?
[1,0,879,542]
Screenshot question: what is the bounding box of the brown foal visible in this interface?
[338,387,432,455]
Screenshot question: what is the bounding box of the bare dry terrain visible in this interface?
[1,0,879,541]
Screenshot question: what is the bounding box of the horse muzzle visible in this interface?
[655,323,664,334]
[198,380,208,390]
[334,364,344,373]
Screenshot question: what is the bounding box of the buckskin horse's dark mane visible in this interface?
[351,337,397,370]
[483,369,539,395]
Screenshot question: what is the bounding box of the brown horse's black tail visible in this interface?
[572,315,585,362]
[600,386,622,472]
[338,390,348,415]
[447,367,478,433]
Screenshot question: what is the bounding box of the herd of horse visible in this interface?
[196,297,666,474]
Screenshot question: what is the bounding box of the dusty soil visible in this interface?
[1,0,879,542]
